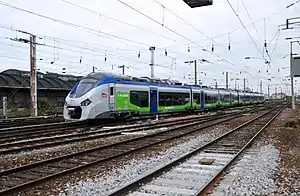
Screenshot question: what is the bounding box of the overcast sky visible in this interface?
[0,0,300,95]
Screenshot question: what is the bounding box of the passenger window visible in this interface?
[110,87,114,96]
[130,91,149,107]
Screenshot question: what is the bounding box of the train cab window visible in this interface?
[110,87,114,96]
[130,91,149,107]
[72,78,98,98]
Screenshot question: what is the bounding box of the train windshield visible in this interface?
[70,78,99,98]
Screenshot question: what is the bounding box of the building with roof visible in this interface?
[270,93,287,100]
[0,69,82,108]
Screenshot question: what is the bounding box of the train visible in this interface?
[63,72,265,121]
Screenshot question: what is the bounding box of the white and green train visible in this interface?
[63,72,265,121]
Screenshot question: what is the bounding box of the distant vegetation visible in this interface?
[4,100,62,118]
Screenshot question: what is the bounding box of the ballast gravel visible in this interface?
[212,144,279,196]
[59,126,228,196]
[3,111,261,195]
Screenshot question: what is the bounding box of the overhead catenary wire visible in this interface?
[240,0,264,45]
[0,23,207,66]
[270,29,281,56]
[0,37,153,74]
[0,26,204,77]
[0,25,153,66]
[0,1,290,85]
[226,0,268,63]
[61,0,175,42]
[0,24,143,54]
[0,1,278,76]
[240,0,272,62]
[152,0,230,51]
[286,0,300,8]
[117,0,239,68]
[0,1,151,48]
[165,0,299,49]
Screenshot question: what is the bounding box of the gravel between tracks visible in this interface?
[212,144,279,196]
[4,111,262,196]
[54,112,260,196]
[211,107,300,196]
[0,113,249,171]
[58,125,230,196]
[0,134,138,171]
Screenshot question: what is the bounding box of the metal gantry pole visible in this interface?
[119,65,125,75]
[194,60,197,85]
[30,34,37,117]
[149,46,155,78]
[243,78,246,91]
[290,42,296,109]
[268,85,270,100]
[226,72,228,90]
[260,80,263,94]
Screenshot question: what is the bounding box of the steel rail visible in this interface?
[194,107,283,195]
[0,114,228,153]
[0,110,250,195]
[0,108,258,154]
[106,106,282,196]
[0,117,64,129]
[0,121,86,134]
[0,112,221,141]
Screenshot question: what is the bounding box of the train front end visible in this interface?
[63,72,112,121]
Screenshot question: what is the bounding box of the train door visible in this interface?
[150,88,158,114]
[108,84,115,111]
[200,91,205,110]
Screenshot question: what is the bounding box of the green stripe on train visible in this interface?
[158,102,191,112]
[115,92,150,112]
[115,92,192,113]
[204,103,218,108]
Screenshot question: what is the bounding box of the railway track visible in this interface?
[0,106,260,195]
[0,107,260,154]
[0,113,221,154]
[0,111,207,139]
[0,116,63,129]
[107,106,283,196]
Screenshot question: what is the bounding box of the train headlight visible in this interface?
[81,99,92,106]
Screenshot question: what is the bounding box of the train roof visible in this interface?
[84,71,264,94]
[87,72,191,89]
